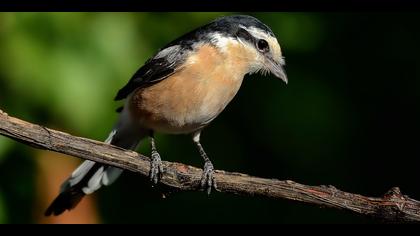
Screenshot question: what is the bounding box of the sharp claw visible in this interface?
[159,163,164,174]
[207,174,212,188]
[212,176,218,190]
[200,175,206,189]
[154,174,158,185]
[208,171,214,195]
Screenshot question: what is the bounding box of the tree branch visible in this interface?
[0,109,419,222]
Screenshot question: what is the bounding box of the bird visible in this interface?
[45,14,288,216]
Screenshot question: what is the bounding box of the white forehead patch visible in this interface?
[207,32,260,63]
[239,25,268,39]
[208,32,240,52]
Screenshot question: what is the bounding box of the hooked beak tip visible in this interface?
[268,58,288,84]
[274,69,288,84]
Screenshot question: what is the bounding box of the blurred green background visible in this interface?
[1,12,420,223]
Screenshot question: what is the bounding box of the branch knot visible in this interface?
[384,187,405,201]
[0,109,8,117]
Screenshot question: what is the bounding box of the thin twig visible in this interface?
[0,109,419,222]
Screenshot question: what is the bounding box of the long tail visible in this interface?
[45,111,147,216]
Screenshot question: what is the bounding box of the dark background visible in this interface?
[0,12,419,223]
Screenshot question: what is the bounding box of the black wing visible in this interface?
[113,15,238,101]
[114,44,191,101]
[113,18,222,101]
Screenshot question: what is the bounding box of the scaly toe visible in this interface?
[200,161,216,195]
[150,151,163,184]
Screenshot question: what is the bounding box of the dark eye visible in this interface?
[257,39,269,52]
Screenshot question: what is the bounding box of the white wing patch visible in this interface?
[154,45,181,61]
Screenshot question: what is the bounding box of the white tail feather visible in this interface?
[58,106,148,196]
[82,166,105,194]
[60,160,95,193]
[47,108,148,216]
[59,129,118,194]
[59,119,145,195]
[102,168,124,186]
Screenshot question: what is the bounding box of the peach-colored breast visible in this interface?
[128,43,250,134]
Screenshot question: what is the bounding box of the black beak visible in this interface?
[268,58,288,84]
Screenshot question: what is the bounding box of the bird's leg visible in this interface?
[192,131,217,194]
[149,132,163,184]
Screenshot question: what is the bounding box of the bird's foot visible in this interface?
[149,150,163,184]
[200,161,217,195]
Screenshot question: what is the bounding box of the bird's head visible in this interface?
[203,15,287,84]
